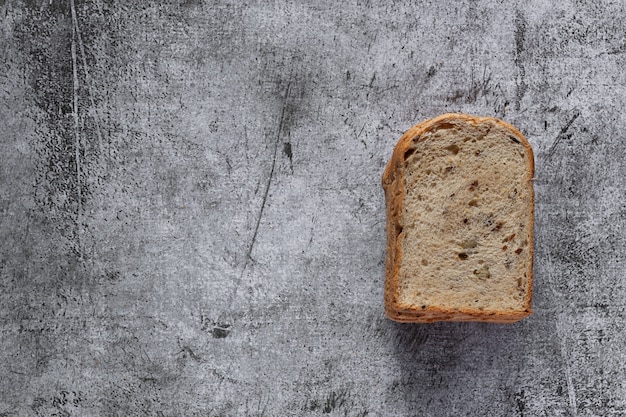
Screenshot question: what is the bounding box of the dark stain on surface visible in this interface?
[14,0,114,262]
[283,142,293,160]
[447,89,465,103]
[200,313,232,338]
[16,5,82,223]
[284,141,293,172]
[104,270,122,282]
[514,10,526,58]
[514,389,526,417]
[211,323,232,339]
[390,322,430,356]
[513,9,527,110]
[426,65,437,79]
[181,0,203,7]
[23,0,69,13]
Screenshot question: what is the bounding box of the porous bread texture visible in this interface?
[382,114,534,323]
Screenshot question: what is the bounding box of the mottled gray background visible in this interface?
[1,0,625,416]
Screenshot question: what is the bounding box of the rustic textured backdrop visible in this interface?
[1,0,625,415]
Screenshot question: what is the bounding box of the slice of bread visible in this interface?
[382,114,534,323]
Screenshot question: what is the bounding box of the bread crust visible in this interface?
[382,113,535,323]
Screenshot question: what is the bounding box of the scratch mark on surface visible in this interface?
[176,345,203,362]
[513,9,527,110]
[356,123,365,139]
[541,227,562,299]
[306,216,316,251]
[468,65,492,103]
[70,0,83,263]
[560,336,578,416]
[367,32,378,53]
[246,81,291,262]
[227,81,292,306]
[323,388,349,413]
[356,123,366,148]
[546,111,580,160]
[368,72,376,88]
[71,0,104,157]
[243,125,251,167]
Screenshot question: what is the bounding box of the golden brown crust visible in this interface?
[382,113,535,323]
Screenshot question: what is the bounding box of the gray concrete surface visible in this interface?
[1,0,625,415]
